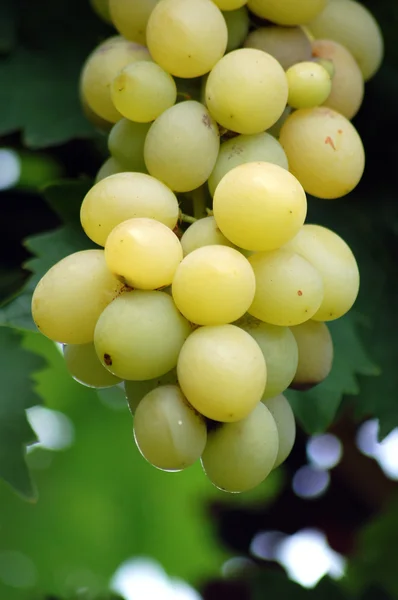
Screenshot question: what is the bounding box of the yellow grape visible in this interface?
[244,26,312,70]
[125,370,178,415]
[286,61,332,109]
[63,343,122,388]
[290,320,333,389]
[90,0,112,22]
[247,0,327,25]
[109,0,159,45]
[223,7,250,53]
[263,394,296,468]
[214,0,247,9]
[95,157,124,184]
[107,119,150,172]
[180,216,237,256]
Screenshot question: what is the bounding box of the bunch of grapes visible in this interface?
[32,0,383,493]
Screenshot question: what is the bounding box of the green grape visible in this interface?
[146,0,228,78]
[172,245,255,325]
[80,36,152,123]
[236,315,298,399]
[94,290,191,380]
[80,172,179,247]
[308,0,383,81]
[133,385,207,471]
[213,162,307,252]
[312,39,364,120]
[111,62,177,123]
[95,157,124,184]
[105,217,183,289]
[290,320,333,389]
[63,343,122,388]
[208,132,288,197]
[244,26,312,70]
[180,216,237,256]
[223,7,250,53]
[109,0,159,45]
[90,0,112,22]
[201,402,279,493]
[247,0,327,25]
[248,249,324,326]
[214,0,247,9]
[125,370,178,414]
[205,48,288,135]
[266,106,292,138]
[284,224,360,321]
[177,324,266,422]
[144,100,220,192]
[263,394,296,468]
[286,61,331,109]
[31,250,124,344]
[279,107,365,199]
[108,118,150,172]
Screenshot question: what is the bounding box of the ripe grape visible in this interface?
[64,343,122,388]
[105,217,183,289]
[80,172,179,247]
[109,0,159,45]
[125,370,178,414]
[213,162,307,252]
[247,0,327,26]
[286,61,332,109]
[95,157,124,184]
[134,385,207,471]
[90,0,112,22]
[177,325,266,422]
[263,394,296,468]
[244,26,312,70]
[214,0,247,9]
[180,216,237,256]
[290,320,333,389]
[94,290,191,380]
[223,7,250,53]
[108,118,150,171]
[201,402,279,493]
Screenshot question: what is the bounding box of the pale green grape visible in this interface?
[213,162,307,252]
[279,107,365,199]
[263,394,296,468]
[172,245,255,325]
[244,26,312,70]
[32,250,124,344]
[95,157,124,184]
[111,62,177,123]
[105,217,183,289]
[312,39,364,120]
[146,0,228,78]
[205,48,288,134]
[94,290,191,380]
[214,0,247,9]
[223,7,250,53]
[90,0,111,22]
[290,320,333,389]
[80,36,152,123]
[284,224,360,321]
[286,61,331,109]
[177,324,266,422]
[125,370,178,414]
[144,100,220,192]
[108,118,150,172]
[236,315,298,399]
[208,132,288,196]
[109,0,159,45]
[248,249,324,326]
[63,343,122,388]
[133,385,207,471]
[201,403,279,493]
[308,0,383,81]
[180,216,237,256]
[80,172,179,247]
[247,0,327,25]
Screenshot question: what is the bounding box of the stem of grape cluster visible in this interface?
[180,213,197,224]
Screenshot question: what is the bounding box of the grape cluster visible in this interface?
[32,0,383,493]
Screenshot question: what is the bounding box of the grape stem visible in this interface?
[180,213,197,224]
[191,186,208,220]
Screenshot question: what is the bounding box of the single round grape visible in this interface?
[308,0,384,81]
[32,250,124,344]
[134,385,207,471]
[248,0,327,26]
[125,370,178,415]
[286,61,331,109]
[172,245,255,325]
[244,26,312,70]
[279,107,365,199]
[111,62,177,123]
[223,7,250,53]
[312,39,364,120]
[94,290,191,380]
[108,119,150,172]
[80,36,152,123]
[213,162,307,252]
[105,218,183,289]
[205,48,288,135]
[236,315,299,399]
[90,0,112,22]
[248,249,324,326]
[284,224,360,321]
[95,157,124,184]
[63,343,122,388]
[109,0,159,45]
[214,0,247,10]
[201,402,279,493]
[180,216,237,256]
[263,394,296,468]
[146,0,228,78]
[290,320,333,390]
[80,172,179,247]
[144,100,220,192]
[177,324,266,422]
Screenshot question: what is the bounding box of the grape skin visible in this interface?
[286,61,332,110]
[109,0,159,45]
[180,216,237,256]
[247,0,327,26]
[290,320,333,390]
[108,119,150,172]
[64,343,122,389]
[263,394,296,468]
[244,26,312,70]
[223,7,250,53]
[125,370,178,415]
[95,157,124,184]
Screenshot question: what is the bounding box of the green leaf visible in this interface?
[0,327,46,500]
[251,571,348,600]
